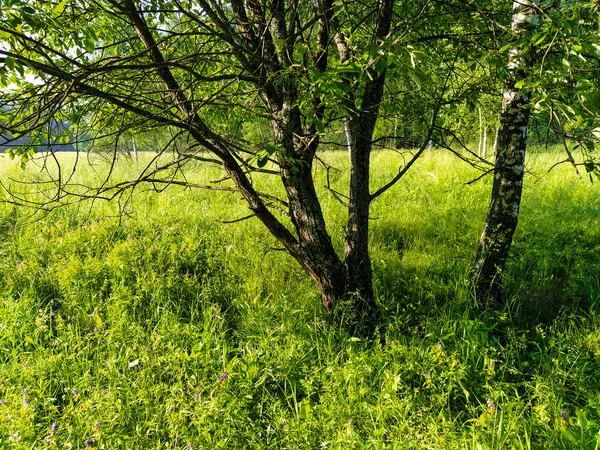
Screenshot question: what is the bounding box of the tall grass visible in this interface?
[0,148,599,449]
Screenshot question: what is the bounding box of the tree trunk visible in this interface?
[345,118,376,317]
[492,126,500,155]
[344,118,353,160]
[281,155,348,311]
[428,109,435,151]
[478,107,483,157]
[342,0,393,330]
[482,127,488,159]
[472,0,538,307]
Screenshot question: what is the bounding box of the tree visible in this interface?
[472,0,600,307]
[0,0,458,332]
[2,0,557,330]
[472,0,540,307]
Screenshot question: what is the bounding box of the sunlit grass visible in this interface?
[0,148,599,448]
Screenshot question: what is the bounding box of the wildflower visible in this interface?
[187,444,195,450]
[218,371,229,383]
[560,411,569,428]
[0,399,7,406]
[22,388,29,394]
[72,389,79,396]
[414,326,422,336]
[50,423,58,434]
[84,438,95,447]
[23,397,30,406]
[417,407,424,414]
[93,422,101,432]
[92,406,97,413]
[437,342,443,350]
[128,359,140,368]
[486,396,496,412]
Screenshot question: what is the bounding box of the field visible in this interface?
[0,149,599,449]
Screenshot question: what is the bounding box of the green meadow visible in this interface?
[0,149,599,449]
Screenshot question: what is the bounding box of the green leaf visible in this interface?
[298,401,310,420]
[408,69,421,89]
[498,43,512,53]
[5,57,14,71]
[514,79,526,89]
[315,118,325,134]
[296,43,308,58]
[265,144,278,155]
[52,0,68,15]
[84,35,95,53]
[256,154,269,168]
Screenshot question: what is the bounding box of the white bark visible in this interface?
[483,127,488,158]
[492,125,499,155]
[131,136,137,160]
[428,109,434,151]
[478,107,483,157]
[344,118,353,160]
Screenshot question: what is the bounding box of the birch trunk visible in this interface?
[478,107,483,157]
[472,0,539,307]
[483,127,488,159]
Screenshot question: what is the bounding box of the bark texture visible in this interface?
[472,0,538,307]
[342,0,393,326]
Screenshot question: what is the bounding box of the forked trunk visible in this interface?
[472,0,538,307]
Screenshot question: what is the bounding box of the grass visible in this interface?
[0,148,599,449]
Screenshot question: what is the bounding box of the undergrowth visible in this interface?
[0,149,599,449]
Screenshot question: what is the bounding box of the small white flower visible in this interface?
[128,359,140,368]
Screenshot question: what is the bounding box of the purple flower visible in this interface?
[50,423,58,434]
[72,389,79,396]
[22,388,29,394]
[560,411,568,422]
[218,372,229,383]
[23,397,30,405]
[417,407,424,414]
[84,438,95,447]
